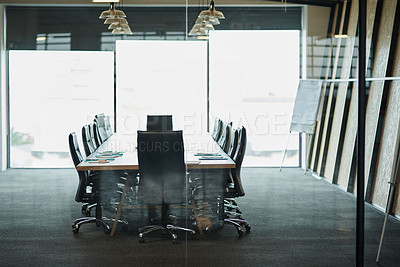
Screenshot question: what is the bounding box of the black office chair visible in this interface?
[137,130,195,243]
[94,113,109,143]
[212,118,223,141]
[210,118,220,140]
[93,121,103,148]
[227,128,239,159]
[147,115,173,131]
[218,122,232,154]
[82,125,96,157]
[68,132,111,234]
[224,127,251,235]
[104,116,113,138]
[88,123,99,150]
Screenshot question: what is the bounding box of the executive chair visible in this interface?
[227,128,239,159]
[82,125,96,157]
[212,118,223,141]
[146,115,173,131]
[68,132,111,234]
[217,123,232,154]
[224,127,251,235]
[93,121,103,148]
[94,113,109,143]
[104,116,113,138]
[89,123,99,150]
[210,118,220,140]
[137,130,195,244]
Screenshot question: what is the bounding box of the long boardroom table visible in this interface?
[76,133,235,236]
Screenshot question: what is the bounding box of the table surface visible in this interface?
[76,133,236,171]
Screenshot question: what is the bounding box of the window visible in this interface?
[209,30,300,167]
[9,51,114,167]
[116,40,207,135]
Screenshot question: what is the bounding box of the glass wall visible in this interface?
[209,30,300,167]
[9,51,114,167]
[6,6,303,168]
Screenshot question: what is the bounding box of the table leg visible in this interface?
[110,176,131,236]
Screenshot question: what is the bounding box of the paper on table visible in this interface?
[88,159,110,164]
[199,156,226,160]
[194,153,221,156]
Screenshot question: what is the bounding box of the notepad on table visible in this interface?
[198,156,226,160]
[88,159,110,164]
[194,153,221,156]
[95,155,120,158]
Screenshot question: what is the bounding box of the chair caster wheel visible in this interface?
[237,228,244,236]
[139,238,145,243]
[72,225,79,234]
[172,239,179,245]
[81,204,88,214]
[104,228,111,235]
[245,224,251,232]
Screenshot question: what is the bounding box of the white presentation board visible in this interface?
[289,80,323,134]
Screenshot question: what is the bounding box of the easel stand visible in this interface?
[280,132,312,174]
[376,118,400,263]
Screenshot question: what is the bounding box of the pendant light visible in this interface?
[189,0,224,37]
[97,2,132,35]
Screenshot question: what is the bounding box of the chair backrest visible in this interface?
[218,122,232,153]
[82,125,96,157]
[68,132,89,203]
[94,114,109,142]
[231,126,247,197]
[146,115,173,131]
[227,128,239,159]
[137,130,186,205]
[92,121,103,147]
[213,119,224,141]
[210,118,219,139]
[104,116,113,138]
[88,123,99,150]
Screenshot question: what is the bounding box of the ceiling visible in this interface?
[0,0,346,7]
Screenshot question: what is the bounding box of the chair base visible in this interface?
[72,217,111,234]
[138,224,196,244]
[224,198,251,236]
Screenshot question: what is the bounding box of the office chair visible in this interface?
[82,125,96,157]
[94,113,109,143]
[224,127,251,235]
[217,122,232,154]
[227,128,239,159]
[147,115,173,131]
[210,118,220,140]
[137,130,195,244]
[88,123,99,150]
[93,121,103,148]
[68,132,111,234]
[104,116,113,138]
[212,118,224,141]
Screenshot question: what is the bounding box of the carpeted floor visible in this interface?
[0,168,399,266]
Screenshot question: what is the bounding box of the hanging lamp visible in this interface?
[97,2,132,35]
[189,0,224,37]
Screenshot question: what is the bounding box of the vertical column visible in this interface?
[0,5,7,171]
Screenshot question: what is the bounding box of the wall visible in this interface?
[308,0,400,217]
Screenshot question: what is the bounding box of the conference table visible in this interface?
[76,133,236,236]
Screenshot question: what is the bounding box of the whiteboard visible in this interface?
[289,80,323,134]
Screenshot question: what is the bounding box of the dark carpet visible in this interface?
[0,168,400,266]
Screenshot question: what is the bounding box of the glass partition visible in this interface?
[9,51,114,167]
